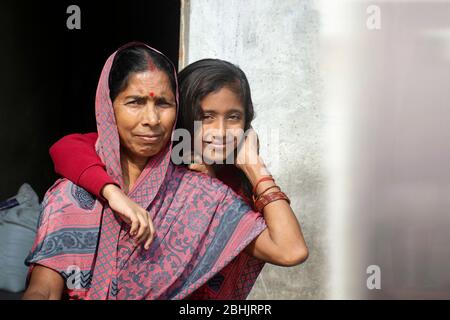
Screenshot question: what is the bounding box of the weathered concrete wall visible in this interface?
[182,0,327,299]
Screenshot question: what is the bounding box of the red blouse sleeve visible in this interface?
[49,132,118,198]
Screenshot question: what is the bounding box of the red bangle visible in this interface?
[252,185,280,203]
[252,176,274,195]
[254,191,290,212]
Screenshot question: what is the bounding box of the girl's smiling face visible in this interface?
[196,86,246,163]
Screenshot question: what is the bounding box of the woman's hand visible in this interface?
[101,184,155,250]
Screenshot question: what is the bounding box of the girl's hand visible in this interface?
[187,162,216,177]
[101,184,155,250]
[187,152,216,177]
[235,127,262,171]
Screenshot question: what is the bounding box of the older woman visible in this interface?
[23,43,307,300]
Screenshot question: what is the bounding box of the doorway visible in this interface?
[0,0,181,199]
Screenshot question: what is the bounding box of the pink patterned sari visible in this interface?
[25,43,267,300]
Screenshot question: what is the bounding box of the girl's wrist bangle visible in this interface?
[255,191,290,212]
[252,175,274,195]
[252,185,280,202]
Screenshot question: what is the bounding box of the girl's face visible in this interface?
[112,69,177,161]
[196,87,246,163]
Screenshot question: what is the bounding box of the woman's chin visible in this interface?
[133,145,163,159]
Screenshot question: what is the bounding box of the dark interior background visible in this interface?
[0,0,180,200]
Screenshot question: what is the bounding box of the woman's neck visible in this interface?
[120,148,148,193]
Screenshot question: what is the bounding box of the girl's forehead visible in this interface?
[200,87,244,111]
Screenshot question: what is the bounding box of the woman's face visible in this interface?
[196,86,246,163]
[113,69,176,161]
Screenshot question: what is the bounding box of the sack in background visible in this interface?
[0,183,40,293]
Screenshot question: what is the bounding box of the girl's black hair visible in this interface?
[109,44,176,102]
[177,58,254,133]
[177,59,256,200]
